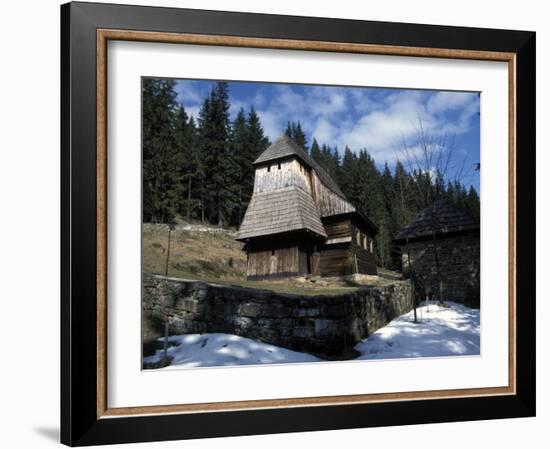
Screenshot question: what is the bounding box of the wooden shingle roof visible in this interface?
[235,186,327,241]
[394,199,479,243]
[254,134,347,200]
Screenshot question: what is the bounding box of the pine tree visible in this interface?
[320,144,338,179]
[285,121,292,139]
[379,162,397,268]
[230,108,250,226]
[285,121,307,149]
[339,146,358,203]
[198,82,233,226]
[246,107,270,159]
[173,104,189,217]
[183,116,200,220]
[310,139,321,161]
[245,106,270,187]
[332,147,341,177]
[466,186,480,221]
[293,122,307,149]
[142,78,179,223]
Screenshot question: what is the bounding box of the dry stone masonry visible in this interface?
[143,274,412,358]
[396,200,480,308]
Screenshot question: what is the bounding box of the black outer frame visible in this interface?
[60,1,536,446]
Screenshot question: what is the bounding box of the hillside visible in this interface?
[143,222,247,282]
[142,222,397,296]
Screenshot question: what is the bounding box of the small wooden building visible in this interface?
[394,199,480,307]
[236,134,378,279]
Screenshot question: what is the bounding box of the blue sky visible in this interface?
[174,79,480,191]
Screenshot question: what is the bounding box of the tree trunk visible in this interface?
[165,227,172,277]
[186,175,192,220]
[406,239,418,324]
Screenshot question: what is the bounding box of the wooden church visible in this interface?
[236,134,378,280]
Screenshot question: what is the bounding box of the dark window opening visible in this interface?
[267,165,271,172]
[278,162,281,170]
[271,249,275,256]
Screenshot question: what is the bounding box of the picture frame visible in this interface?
[60,1,536,446]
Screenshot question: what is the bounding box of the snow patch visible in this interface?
[143,333,320,369]
[144,301,480,370]
[355,301,480,360]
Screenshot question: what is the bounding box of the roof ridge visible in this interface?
[394,199,479,242]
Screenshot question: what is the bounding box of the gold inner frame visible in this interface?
[96,29,517,419]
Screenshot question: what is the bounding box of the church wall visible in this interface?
[253,158,311,194]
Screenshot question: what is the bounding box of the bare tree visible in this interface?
[397,116,474,308]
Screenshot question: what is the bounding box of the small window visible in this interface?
[278,162,281,170]
[267,165,271,172]
[271,249,275,256]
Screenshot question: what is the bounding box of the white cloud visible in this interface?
[175,81,203,106]
[174,80,479,167]
[186,105,201,121]
[256,110,283,141]
[427,91,478,114]
[274,85,307,115]
[309,87,347,116]
[252,91,266,109]
[312,118,337,144]
[323,89,480,162]
[229,100,246,120]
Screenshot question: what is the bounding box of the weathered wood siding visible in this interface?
[244,231,322,279]
[322,217,352,240]
[247,246,301,278]
[349,242,378,275]
[243,152,378,278]
[318,242,378,277]
[318,244,354,276]
[252,157,355,219]
[298,250,309,275]
[310,170,355,217]
[253,158,311,194]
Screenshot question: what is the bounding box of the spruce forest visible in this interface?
[143,79,480,269]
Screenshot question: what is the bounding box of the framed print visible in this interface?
[60,1,536,446]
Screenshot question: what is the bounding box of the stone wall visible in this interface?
[401,232,480,307]
[143,274,412,358]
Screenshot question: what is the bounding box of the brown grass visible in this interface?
[143,224,401,296]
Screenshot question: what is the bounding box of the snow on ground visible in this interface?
[144,301,479,369]
[143,333,320,369]
[355,301,480,360]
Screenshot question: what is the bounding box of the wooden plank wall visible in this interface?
[310,171,355,217]
[318,245,354,276]
[350,243,378,275]
[253,159,311,194]
[247,246,300,278]
[318,246,377,276]
[298,250,309,275]
[322,219,351,239]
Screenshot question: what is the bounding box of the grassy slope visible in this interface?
[143,224,369,296]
